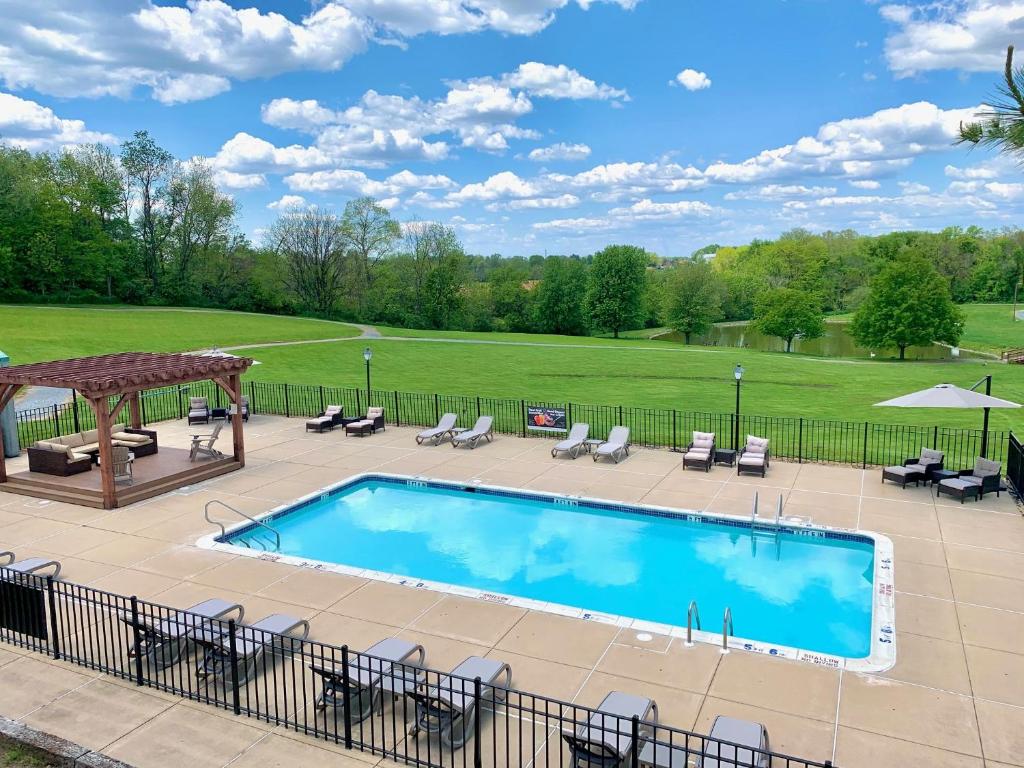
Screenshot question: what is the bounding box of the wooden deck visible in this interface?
[0,447,240,508]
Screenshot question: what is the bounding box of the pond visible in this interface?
[654,321,989,360]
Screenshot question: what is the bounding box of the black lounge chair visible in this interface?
[195,613,310,689]
[119,598,244,670]
[564,690,658,767]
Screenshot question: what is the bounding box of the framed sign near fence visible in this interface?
[527,405,567,433]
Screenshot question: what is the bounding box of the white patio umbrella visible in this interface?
[193,347,261,365]
[874,379,1020,458]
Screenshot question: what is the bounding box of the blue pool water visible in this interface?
[225,478,875,658]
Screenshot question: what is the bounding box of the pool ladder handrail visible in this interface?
[204,500,281,551]
[774,494,783,526]
[685,600,701,646]
[721,607,734,653]
[750,491,758,524]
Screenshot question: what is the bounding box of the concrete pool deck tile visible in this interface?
[957,603,1024,655]
[695,696,837,765]
[133,544,237,580]
[578,482,649,503]
[884,533,948,567]
[596,640,721,695]
[783,504,859,529]
[0,656,98,720]
[410,595,527,646]
[134,512,221,545]
[20,524,117,556]
[485,650,590,701]
[87,567,183,601]
[21,678,173,752]
[834,726,985,768]
[258,567,367,609]
[707,652,840,723]
[103,703,268,768]
[974,699,1024,766]
[940,522,1024,553]
[0,515,76,547]
[894,592,963,642]
[613,627,673,653]
[949,569,1024,613]
[395,628,489,673]
[838,674,982,756]
[964,645,1024,707]
[859,508,942,541]
[639,488,717,511]
[8,549,120,584]
[895,560,955,600]
[495,611,619,669]
[75,534,175,568]
[882,632,972,695]
[190,555,298,594]
[304,610,393,649]
[230,731,374,768]
[576,671,704,732]
[330,581,444,627]
[785,487,862,510]
[944,544,1024,581]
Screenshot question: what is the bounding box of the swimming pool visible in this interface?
[204,474,895,671]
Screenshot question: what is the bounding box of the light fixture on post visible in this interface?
[733,364,744,450]
[363,347,373,407]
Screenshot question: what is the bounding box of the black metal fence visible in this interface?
[13,380,1010,471]
[1008,432,1023,498]
[0,568,834,768]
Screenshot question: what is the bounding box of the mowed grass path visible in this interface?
[247,338,1024,431]
[0,305,359,363]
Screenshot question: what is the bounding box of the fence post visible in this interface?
[140,394,147,426]
[630,715,640,768]
[46,576,60,661]
[520,400,526,438]
[798,418,803,464]
[356,388,362,416]
[227,620,241,715]
[394,390,400,426]
[434,393,440,424]
[284,384,290,418]
[341,645,353,749]
[862,422,869,469]
[473,677,483,768]
[476,396,481,420]
[318,385,325,415]
[933,425,938,451]
[672,410,678,452]
[130,596,144,686]
[618,405,623,425]
[72,395,81,433]
[51,404,60,439]
[248,381,256,415]
[176,386,183,420]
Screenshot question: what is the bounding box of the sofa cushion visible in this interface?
[693,431,715,443]
[78,442,100,453]
[110,423,125,434]
[33,440,61,451]
[80,429,98,443]
[745,435,769,454]
[739,453,765,466]
[684,450,709,461]
[692,438,714,450]
[919,448,944,465]
[973,457,1001,477]
[71,452,92,462]
[112,431,149,444]
[367,407,384,418]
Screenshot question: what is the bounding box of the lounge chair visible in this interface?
[195,613,310,688]
[190,422,225,461]
[593,426,630,464]
[306,405,343,433]
[451,416,494,449]
[416,413,459,446]
[188,397,211,425]
[563,691,658,767]
[737,435,769,477]
[341,407,386,433]
[683,431,716,472]
[310,637,426,722]
[0,552,62,578]
[638,715,771,768]
[882,448,944,488]
[407,655,512,748]
[937,457,1003,503]
[119,598,244,670]
[551,423,590,459]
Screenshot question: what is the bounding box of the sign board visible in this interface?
[0,578,48,641]
[526,406,567,433]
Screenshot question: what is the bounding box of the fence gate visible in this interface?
[1008,432,1023,500]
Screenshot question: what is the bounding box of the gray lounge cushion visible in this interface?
[744,435,769,454]
[972,457,1001,477]
[885,465,919,477]
[739,454,765,466]
[918,448,944,465]
[684,451,710,462]
[940,478,978,493]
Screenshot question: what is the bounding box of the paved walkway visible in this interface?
[1,417,1023,767]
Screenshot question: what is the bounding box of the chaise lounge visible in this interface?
[936,457,1003,503]
[882,448,944,488]
[551,423,590,459]
[306,405,344,433]
[451,416,493,449]
[416,413,459,445]
[683,431,716,472]
[0,552,62,578]
[593,426,630,464]
[119,598,245,670]
[737,435,770,477]
[195,613,310,689]
[563,690,658,767]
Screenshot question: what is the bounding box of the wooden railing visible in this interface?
[1001,348,1024,363]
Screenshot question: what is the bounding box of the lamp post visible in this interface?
[363,347,373,407]
[733,364,744,450]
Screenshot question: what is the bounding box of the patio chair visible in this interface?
[119,598,244,670]
[0,552,62,579]
[737,435,770,477]
[683,431,716,472]
[451,416,494,449]
[195,613,310,689]
[306,405,343,433]
[416,413,459,446]
[563,691,658,768]
[111,445,134,485]
[407,655,512,748]
[310,637,426,722]
[937,457,1003,503]
[882,448,944,488]
[188,397,211,425]
[697,716,771,768]
[190,422,225,461]
[593,426,630,464]
[551,423,590,459]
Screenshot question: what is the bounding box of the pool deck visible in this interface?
[1,415,1022,768]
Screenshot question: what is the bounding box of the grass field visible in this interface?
[956,304,1023,355]
[0,305,359,363]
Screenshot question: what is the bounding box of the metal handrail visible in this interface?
[204,500,280,551]
[721,607,734,653]
[750,491,758,523]
[775,494,783,526]
[686,600,701,646]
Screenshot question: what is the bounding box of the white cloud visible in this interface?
[672,68,711,91]
[267,194,308,210]
[152,73,231,105]
[261,98,340,132]
[944,161,1004,180]
[849,179,881,189]
[498,62,627,101]
[609,199,715,220]
[898,181,930,195]
[0,92,116,150]
[528,143,592,162]
[449,171,538,202]
[532,217,616,232]
[724,184,838,201]
[879,1,1024,76]
[499,194,581,210]
[283,167,455,198]
[214,170,267,190]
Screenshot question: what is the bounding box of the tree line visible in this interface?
[1,133,1021,354]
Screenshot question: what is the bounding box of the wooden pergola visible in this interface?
[0,352,253,509]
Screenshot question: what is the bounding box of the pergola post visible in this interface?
[89,396,117,509]
[129,393,142,430]
[230,373,245,466]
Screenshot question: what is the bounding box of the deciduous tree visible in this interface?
[752,287,825,352]
[663,258,723,343]
[585,244,648,338]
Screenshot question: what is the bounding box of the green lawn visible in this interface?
[0,737,53,768]
[247,337,1024,431]
[0,305,359,363]
[957,304,1023,355]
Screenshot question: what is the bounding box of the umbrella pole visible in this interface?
[982,376,992,458]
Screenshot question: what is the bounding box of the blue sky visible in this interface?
[1,0,1021,255]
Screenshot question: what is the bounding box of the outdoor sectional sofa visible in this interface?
[28,423,158,476]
